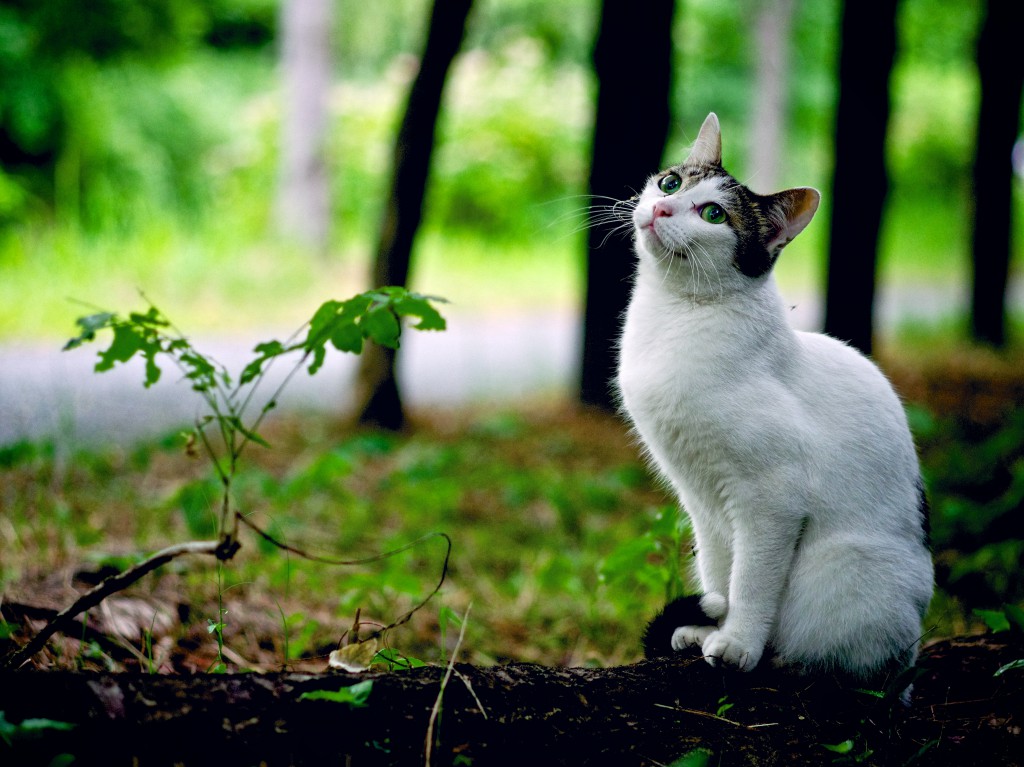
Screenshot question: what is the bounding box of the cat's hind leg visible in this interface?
[773,534,932,681]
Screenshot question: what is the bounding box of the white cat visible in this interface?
[618,113,933,685]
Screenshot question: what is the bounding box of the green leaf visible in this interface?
[179,350,218,392]
[330,321,364,354]
[305,299,344,349]
[361,306,401,348]
[128,306,169,328]
[1003,603,1024,632]
[371,648,428,670]
[307,344,328,376]
[299,679,374,708]
[142,345,162,388]
[0,711,77,746]
[95,324,144,372]
[240,340,288,385]
[821,740,855,754]
[994,658,1024,677]
[667,749,712,767]
[64,312,116,351]
[393,293,447,331]
[230,417,271,449]
[974,608,1011,633]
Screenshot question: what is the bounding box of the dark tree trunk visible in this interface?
[822,0,899,356]
[580,0,675,410]
[969,0,1024,347]
[355,0,473,430]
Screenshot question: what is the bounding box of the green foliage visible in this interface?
[64,289,447,481]
[599,505,689,604]
[0,710,76,746]
[919,408,1024,610]
[973,604,1024,635]
[299,680,374,708]
[666,748,713,767]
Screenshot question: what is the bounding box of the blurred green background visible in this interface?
[1,0,1018,340]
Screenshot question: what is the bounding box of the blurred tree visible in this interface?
[969,0,1024,347]
[747,0,795,193]
[822,0,899,356]
[355,0,474,430]
[580,0,675,410]
[277,0,332,250]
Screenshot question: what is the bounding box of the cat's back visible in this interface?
[791,330,911,440]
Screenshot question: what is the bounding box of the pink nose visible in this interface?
[653,201,673,218]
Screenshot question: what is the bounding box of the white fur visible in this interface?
[618,138,934,681]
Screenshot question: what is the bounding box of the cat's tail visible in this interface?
[642,594,712,658]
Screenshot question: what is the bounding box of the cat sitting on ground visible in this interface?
[617,113,933,688]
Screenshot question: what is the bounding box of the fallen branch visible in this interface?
[2,539,224,670]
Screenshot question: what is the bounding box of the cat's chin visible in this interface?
[637,229,686,261]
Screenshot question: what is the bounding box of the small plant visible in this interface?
[299,680,374,708]
[2,287,448,670]
[599,504,690,605]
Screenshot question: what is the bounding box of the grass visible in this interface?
[0,407,682,670]
[2,384,1020,674]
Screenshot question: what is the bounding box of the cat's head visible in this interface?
[632,112,819,298]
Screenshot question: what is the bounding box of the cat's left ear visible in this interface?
[766,187,820,256]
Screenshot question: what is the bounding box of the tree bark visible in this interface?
[969,0,1024,347]
[1,635,1020,766]
[580,0,676,411]
[355,0,473,430]
[277,0,333,251]
[822,0,899,356]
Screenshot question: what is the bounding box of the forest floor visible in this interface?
[2,343,1023,765]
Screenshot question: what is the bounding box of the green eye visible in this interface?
[658,173,682,194]
[699,203,726,224]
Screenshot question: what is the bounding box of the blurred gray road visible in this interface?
[0,281,1018,448]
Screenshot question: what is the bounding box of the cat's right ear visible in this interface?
[766,187,820,256]
[686,112,722,167]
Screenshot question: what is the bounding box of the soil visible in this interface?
[1,634,1021,766]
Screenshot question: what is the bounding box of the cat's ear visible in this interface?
[766,187,820,256]
[686,112,722,167]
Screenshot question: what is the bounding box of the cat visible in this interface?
[616,112,934,688]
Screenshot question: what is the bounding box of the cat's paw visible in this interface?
[701,631,763,672]
[671,625,715,651]
[699,592,728,620]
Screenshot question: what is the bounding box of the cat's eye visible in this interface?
[699,203,726,224]
[658,173,682,194]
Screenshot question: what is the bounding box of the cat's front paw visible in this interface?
[699,592,728,620]
[671,625,715,651]
[701,631,763,672]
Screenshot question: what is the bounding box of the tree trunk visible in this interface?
[355,0,473,430]
[277,0,333,251]
[969,0,1024,347]
[747,0,795,194]
[822,0,899,356]
[1,635,1020,766]
[580,0,676,410]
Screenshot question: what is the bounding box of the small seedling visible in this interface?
[3,288,448,671]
